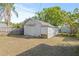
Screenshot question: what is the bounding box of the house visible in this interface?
[0,22,24,35]
[60,19,79,33]
[24,18,58,38]
[0,23,9,35]
[60,23,71,33]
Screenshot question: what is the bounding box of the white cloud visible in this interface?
[11,4,35,23]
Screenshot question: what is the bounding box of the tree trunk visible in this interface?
[4,7,11,26]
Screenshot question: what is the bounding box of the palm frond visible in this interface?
[12,7,18,17]
[0,8,4,19]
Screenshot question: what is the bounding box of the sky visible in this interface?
[11,3,79,23]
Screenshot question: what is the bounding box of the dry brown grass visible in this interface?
[0,35,79,56]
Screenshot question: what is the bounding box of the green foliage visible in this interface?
[60,31,79,38]
[75,30,79,38]
[11,23,23,29]
[37,7,79,35]
[59,33,75,37]
[37,6,66,26]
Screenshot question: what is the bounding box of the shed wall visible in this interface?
[24,25,41,37]
[41,27,48,34]
[48,27,58,38]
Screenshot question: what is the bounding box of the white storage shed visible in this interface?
[24,19,58,38]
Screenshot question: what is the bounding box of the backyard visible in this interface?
[0,35,79,56]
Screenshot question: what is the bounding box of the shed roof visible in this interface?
[37,20,53,27]
[25,18,56,28]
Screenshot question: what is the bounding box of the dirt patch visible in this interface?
[0,35,78,56]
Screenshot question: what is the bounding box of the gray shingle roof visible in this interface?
[36,20,53,27]
[25,18,56,28]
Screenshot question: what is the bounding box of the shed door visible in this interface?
[25,25,41,36]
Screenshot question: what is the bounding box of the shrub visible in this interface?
[60,33,75,37]
[11,23,23,29]
[75,30,79,38]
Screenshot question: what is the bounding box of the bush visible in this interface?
[11,23,23,29]
[75,30,79,38]
[60,31,79,39]
[59,33,75,37]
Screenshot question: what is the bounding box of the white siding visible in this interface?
[60,24,70,33]
[24,25,41,37]
[61,26,70,33]
[24,19,58,38]
[41,27,48,35]
[48,27,58,38]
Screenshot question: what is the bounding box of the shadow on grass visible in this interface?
[7,35,46,39]
[16,44,79,56]
[63,37,79,42]
[58,33,79,42]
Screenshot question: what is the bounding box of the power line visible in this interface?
[18,5,37,14]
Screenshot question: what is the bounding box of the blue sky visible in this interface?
[11,3,79,23]
[20,3,79,12]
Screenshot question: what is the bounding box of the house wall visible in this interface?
[41,27,48,38]
[48,27,58,38]
[61,26,70,33]
[24,24,41,37]
[24,24,58,38]
[41,27,48,35]
[24,19,59,38]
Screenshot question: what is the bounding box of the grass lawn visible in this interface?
[0,35,79,56]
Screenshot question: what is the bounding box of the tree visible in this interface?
[11,23,23,29]
[64,10,79,34]
[73,8,79,14]
[72,8,79,19]
[37,6,66,26]
[0,3,18,26]
[37,6,79,35]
